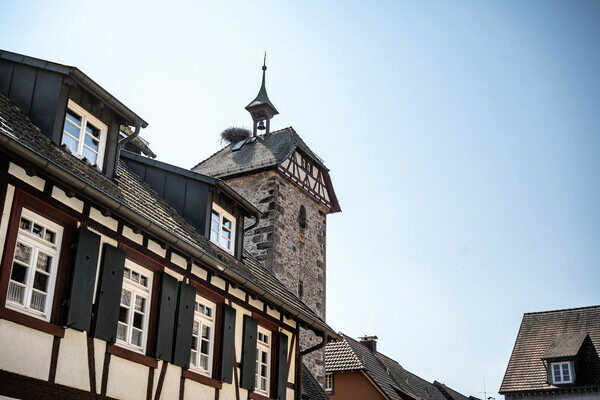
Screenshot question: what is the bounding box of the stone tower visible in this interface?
[192,61,340,385]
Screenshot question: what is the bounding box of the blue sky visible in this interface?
[2,0,599,397]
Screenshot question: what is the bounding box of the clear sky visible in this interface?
[2,0,599,397]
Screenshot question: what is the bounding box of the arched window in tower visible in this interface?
[298,205,307,229]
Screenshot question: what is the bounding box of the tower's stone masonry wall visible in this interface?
[226,169,328,384]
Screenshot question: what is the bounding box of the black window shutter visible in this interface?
[219,304,236,383]
[63,227,100,332]
[240,315,258,391]
[276,332,289,400]
[154,273,178,361]
[172,282,196,368]
[92,244,126,343]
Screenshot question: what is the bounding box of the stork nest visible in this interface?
[221,127,251,144]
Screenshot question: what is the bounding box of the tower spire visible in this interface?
[246,53,278,137]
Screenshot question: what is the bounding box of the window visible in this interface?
[325,372,333,392]
[551,361,574,384]
[298,205,307,229]
[255,327,271,395]
[61,100,107,169]
[210,203,236,254]
[190,297,215,376]
[6,209,63,321]
[116,260,153,353]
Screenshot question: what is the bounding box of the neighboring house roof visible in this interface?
[120,125,156,158]
[433,381,473,400]
[0,49,148,128]
[326,334,470,400]
[500,305,600,395]
[0,91,338,341]
[192,127,340,212]
[301,363,330,400]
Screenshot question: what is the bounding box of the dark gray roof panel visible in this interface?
[301,363,330,400]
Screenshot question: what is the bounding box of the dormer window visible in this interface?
[550,361,574,384]
[210,203,236,254]
[61,100,107,169]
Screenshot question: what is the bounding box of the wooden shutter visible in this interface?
[92,243,126,343]
[172,282,196,368]
[154,273,178,361]
[240,315,258,391]
[276,332,289,400]
[219,304,236,383]
[63,227,100,331]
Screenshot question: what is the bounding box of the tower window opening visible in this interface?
[299,205,307,229]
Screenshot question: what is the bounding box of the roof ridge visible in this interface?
[524,304,600,316]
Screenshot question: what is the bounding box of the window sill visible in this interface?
[249,392,275,400]
[0,307,64,337]
[182,369,222,389]
[107,343,158,369]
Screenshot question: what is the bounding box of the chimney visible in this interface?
[359,335,378,353]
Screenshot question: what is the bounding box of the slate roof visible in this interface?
[193,127,327,177]
[500,305,600,394]
[0,91,336,339]
[301,363,330,400]
[433,381,472,400]
[326,334,470,400]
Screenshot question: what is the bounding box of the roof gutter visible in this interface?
[0,132,338,341]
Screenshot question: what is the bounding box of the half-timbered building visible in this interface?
[0,49,338,400]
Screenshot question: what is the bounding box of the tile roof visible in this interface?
[0,92,334,338]
[192,127,328,178]
[433,381,472,400]
[500,305,600,394]
[542,332,589,360]
[326,334,469,400]
[301,363,330,400]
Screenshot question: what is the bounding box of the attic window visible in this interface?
[301,157,313,174]
[210,203,236,254]
[550,361,574,384]
[61,100,107,170]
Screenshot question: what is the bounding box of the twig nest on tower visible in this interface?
[221,127,251,145]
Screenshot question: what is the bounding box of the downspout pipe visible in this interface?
[118,121,141,155]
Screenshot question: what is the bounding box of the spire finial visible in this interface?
[263,51,267,71]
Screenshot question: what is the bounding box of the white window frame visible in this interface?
[61,99,108,170]
[209,203,236,255]
[116,260,153,354]
[325,372,333,392]
[255,326,271,396]
[550,361,574,384]
[189,296,216,377]
[6,208,63,321]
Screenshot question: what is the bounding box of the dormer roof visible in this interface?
[500,305,600,394]
[0,49,148,128]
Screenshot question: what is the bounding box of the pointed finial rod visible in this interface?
[263,51,267,71]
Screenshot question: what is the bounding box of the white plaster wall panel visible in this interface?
[228,286,246,301]
[183,379,215,399]
[191,263,208,280]
[151,360,163,397]
[89,228,118,303]
[105,356,149,400]
[8,162,45,191]
[220,381,237,400]
[248,297,264,311]
[94,339,107,392]
[0,184,15,263]
[51,186,84,213]
[164,268,184,282]
[158,364,181,400]
[267,306,281,320]
[170,252,187,269]
[211,275,226,290]
[89,207,118,231]
[147,239,167,258]
[0,320,53,380]
[54,329,91,391]
[0,396,21,399]
[282,328,295,384]
[232,303,251,362]
[283,316,296,329]
[287,388,295,400]
[122,225,143,245]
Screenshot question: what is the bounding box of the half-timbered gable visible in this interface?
[0,53,338,400]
